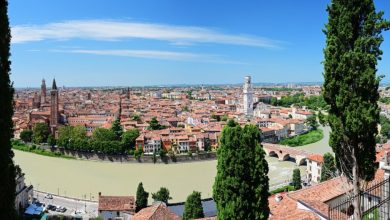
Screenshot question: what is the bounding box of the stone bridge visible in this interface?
[262,143,312,165]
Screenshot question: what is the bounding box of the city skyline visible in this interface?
[9,0,390,87]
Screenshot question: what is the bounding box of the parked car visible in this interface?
[47,204,56,211]
[56,206,66,213]
[45,194,53,199]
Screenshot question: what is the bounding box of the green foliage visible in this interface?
[220,115,228,122]
[305,115,319,130]
[135,182,149,212]
[279,129,324,147]
[71,125,87,139]
[122,129,140,150]
[47,134,56,147]
[20,129,33,142]
[132,114,141,121]
[92,128,117,142]
[323,0,390,184]
[152,187,172,204]
[57,126,86,147]
[321,153,337,182]
[183,191,204,220]
[318,111,328,126]
[148,117,164,130]
[270,185,295,195]
[379,97,390,104]
[12,141,74,159]
[292,168,302,190]
[211,114,221,121]
[226,119,237,127]
[380,115,390,138]
[270,94,329,110]
[111,118,123,140]
[213,123,269,220]
[32,123,50,144]
[182,106,189,112]
[135,148,143,160]
[0,1,17,217]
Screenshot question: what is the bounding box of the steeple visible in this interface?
[40,78,46,104]
[52,78,57,90]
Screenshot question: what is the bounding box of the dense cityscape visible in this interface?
[1,0,390,220]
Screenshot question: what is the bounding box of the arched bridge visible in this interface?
[262,143,312,165]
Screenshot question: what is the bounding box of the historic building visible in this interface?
[40,79,46,104]
[243,76,254,117]
[50,79,59,134]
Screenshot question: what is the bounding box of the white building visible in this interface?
[243,76,254,117]
[98,193,135,220]
[15,172,33,213]
[306,154,324,183]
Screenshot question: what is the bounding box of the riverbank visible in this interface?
[12,141,75,160]
[278,129,324,147]
[12,140,216,164]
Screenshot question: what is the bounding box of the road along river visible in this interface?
[13,126,332,203]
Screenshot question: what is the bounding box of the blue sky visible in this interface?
[8,0,390,87]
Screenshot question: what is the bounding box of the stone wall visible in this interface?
[52,147,217,164]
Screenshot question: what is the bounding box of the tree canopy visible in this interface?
[213,123,269,219]
[135,182,149,212]
[292,168,302,190]
[0,0,17,218]
[321,153,337,182]
[183,191,204,220]
[323,0,389,218]
[32,123,50,144]
[152,187,172,204]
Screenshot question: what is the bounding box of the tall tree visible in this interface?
[323,1,389,218]
[183,191,204,220]
[20,129,33,142]
[0,0,17,218]
[321,153,337,182]
[111,118,123,140]
[151,187,172,204]
[135,182,149,212]
[122,129,140,150]
[213,123,269,220]
[148,117,161,130]
[292,168,302,190]
[32,123,50,144]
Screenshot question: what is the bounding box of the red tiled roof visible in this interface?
[98,195,135,214]
[132,202,181,220]
[308,154,324,163]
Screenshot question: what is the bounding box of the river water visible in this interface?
[13,126,332,202]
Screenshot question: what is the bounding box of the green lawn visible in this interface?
[363,208,379,220]
[12,140,75,159]
[278,129,324,147]
[270,185,295,195]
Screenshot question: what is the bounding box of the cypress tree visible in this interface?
[292,168,302,190]
[321,153,336,182]
[111,118,123,140]
[183,191,204,220]
[0,0,17,218]
[135,182,149,212]
[323,0,389,218]
[213,123,269,219]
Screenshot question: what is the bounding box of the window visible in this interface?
[117,211,120,216]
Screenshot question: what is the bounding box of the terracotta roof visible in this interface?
[132,202,181,220]
[98,195,135,214]
[308,154,324,163]
[268,193,320,220]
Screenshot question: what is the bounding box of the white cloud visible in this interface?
[51,49,248,64]
[12,20,281,48]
